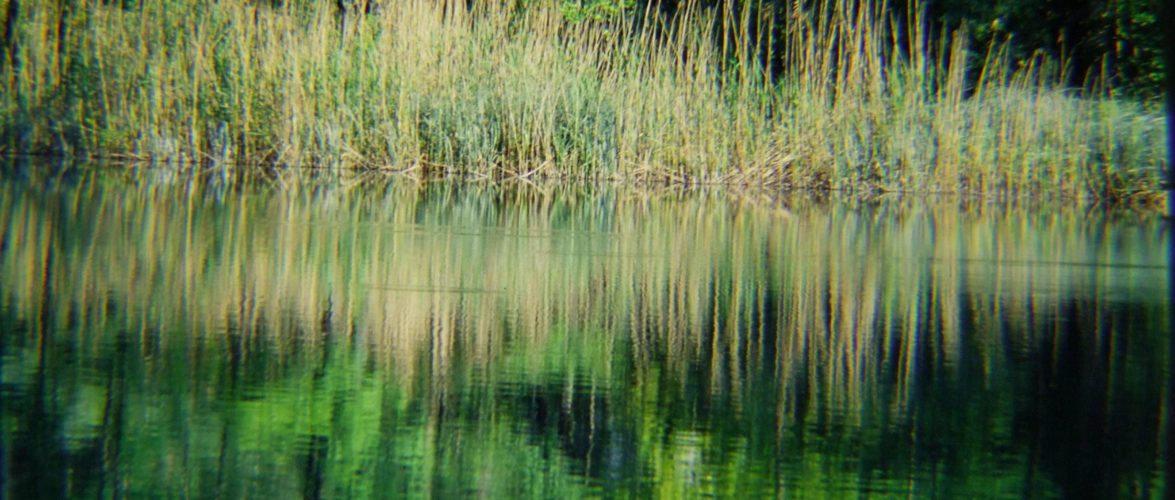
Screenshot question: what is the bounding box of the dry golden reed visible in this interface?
[0,0,1166,202]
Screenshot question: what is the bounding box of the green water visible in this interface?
[0,161,1170,498]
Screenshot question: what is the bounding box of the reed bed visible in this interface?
[0,0,1166,202]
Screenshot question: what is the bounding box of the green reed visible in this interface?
[0,0,1167,202]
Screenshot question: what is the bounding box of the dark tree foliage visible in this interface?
[924,0,1164,97]
[634,0,1163,98]
[2,0,19,70]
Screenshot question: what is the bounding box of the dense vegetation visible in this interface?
[0,0,1167,202]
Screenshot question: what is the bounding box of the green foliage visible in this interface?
[925,0,1166,98]
[559,0,636,23]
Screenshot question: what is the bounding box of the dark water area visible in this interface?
[0,160,1170,498]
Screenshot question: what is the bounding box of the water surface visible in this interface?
[1,162,1170,498]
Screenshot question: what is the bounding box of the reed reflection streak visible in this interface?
[0,166,1168,498]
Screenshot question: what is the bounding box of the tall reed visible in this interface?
[0,0,1166,202]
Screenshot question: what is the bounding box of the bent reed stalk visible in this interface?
[0,0,1166,202]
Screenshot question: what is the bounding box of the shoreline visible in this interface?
[3,153,1166,214]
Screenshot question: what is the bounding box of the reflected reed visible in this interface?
[0,163,1168,497]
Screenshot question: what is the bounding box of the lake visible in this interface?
[1,160,1170,498]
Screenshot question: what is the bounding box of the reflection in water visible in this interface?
[0,162,1169,497]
